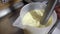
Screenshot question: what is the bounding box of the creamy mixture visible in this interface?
[22,10,52,28]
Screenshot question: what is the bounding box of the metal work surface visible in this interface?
[0,8,24,34]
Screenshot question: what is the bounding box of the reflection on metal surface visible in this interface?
[0,7,24,34]
[0,8,11,18]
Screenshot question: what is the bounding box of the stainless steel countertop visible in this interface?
[0,8,24,34]
[52,20,60,34]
